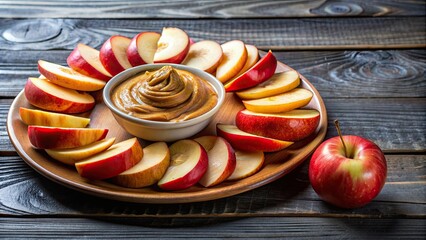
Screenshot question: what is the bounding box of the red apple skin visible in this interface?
[75,138,143,180]
[225,50,277,92]
[24,78,95,114]
[100,35,132,76]
[235,109,320,142]
[216,124,293,152]
[28,126,108,149]
[309,135,387,209]
[67,43,112,81]
[158,143,208,191]
[126,31,160,66]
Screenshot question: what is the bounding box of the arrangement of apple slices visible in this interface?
[16,26,325,192]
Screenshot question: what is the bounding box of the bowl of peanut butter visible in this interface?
[103,64,225,141]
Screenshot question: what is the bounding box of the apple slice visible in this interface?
[100,35,133,76]
[19,107,90,128]
[158,139,208,191]
[153,27,190,64]
[215,40,247,83]
[127,31,161,66]
[28,125,108,149]
[232,44,259,79]
[113,142,170,188]
[45,138,115,165]
[181,40,223,74]
[236,70,300,100]
[236,109,320,142]
[38,60,106,91]
[242,88,313,114]
[216,124,293,152]
[75,138,143,180]
[227,150,264,181]
[224,50,277,92]
[24,77,95,113]
[194,136,236,187]
[67,43,112,81]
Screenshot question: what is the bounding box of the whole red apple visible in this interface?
[309,120,387,208]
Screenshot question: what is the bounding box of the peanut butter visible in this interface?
[111,66,218,122]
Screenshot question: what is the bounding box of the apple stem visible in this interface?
[334,120,348,158]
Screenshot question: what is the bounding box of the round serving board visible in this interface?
[7,60,327,203]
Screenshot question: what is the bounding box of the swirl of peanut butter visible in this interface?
[112,66,218,122]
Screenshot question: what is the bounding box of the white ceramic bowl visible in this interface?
[103,64,225,142]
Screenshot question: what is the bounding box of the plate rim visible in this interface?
[7,61,328,204]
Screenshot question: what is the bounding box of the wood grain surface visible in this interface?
[0,0,424,18]
[0,18,425,51]
[0,0,425,238]
[0,155,424,217]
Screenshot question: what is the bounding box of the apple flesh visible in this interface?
[224,50,277,92]
[75,137,143,180]
[67,43,112,81]
[215,40,247,83]
[153,27,190,64]
[227,150,264,181]
[232,44,259,79]
[158,139,208,191]
[126,31,161,66]
[242,88,313,114]
[113,142,170,188]
[236,109,320,142]
[194,136,236,187]
[28,125,108,149]
[216,124,293,152]
[309,134,387,209]
[24,77,95,113]
[100,35,133,76]
[19,107,90,128]
[45,138,116,165]
[37,60,106,91]
[236,70,300,100]
[181,40,223,74]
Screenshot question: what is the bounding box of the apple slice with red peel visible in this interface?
[127,31,161,66]
[236,70,300,100]
[153,27,190,64]
[113,142,170,188]
[24,77,95,113]
[67,43,112,81]
[227,150,264,181]
[75,138,143,180]
[158,139,208,191]
[181,40,223,74]
[216,124,293,152]
[100,35,133,76]
[232,44,259,79]
[243,88,313,114]
[224,50,277,92]
[45,138,116,165]
[38,60,106,91]
[215,40,247,83]
[194,136,236,187]
[19,107,90,128]
[28,125,108,149]
[236,109,320,142]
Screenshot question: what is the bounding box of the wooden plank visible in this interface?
[0,17,424,52]
[0,217,425,239]
[0,154,424,217]
[0,50,425,98]
[0,0,424,18]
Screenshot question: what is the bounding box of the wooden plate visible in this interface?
[7,61,327,204]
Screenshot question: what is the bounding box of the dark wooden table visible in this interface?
[1,1,425,238]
